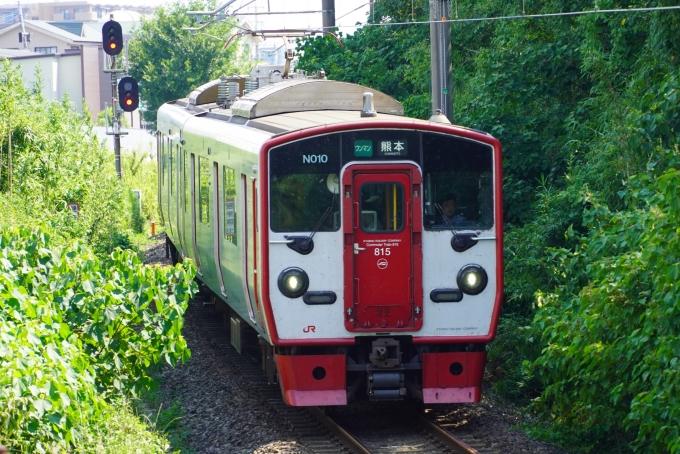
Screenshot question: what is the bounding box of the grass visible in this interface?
[134,367,195,454]
[75,399,172,454]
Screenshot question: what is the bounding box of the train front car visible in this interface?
[255,83,503,406]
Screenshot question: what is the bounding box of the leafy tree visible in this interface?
[127,0,250,126]
[529,148,680,453]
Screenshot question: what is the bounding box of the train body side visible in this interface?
[157,101,274,341]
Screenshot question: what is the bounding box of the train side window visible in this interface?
[198,156,210,226]
[422,133,494,231]
[223,166,237,245]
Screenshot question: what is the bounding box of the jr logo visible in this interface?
[303,326,316,333]
[302,154,328,164]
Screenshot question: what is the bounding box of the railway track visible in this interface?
[190,297,497,454]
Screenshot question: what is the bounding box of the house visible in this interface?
[0,19,109,115]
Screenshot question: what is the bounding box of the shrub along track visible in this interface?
[144,238,567,453]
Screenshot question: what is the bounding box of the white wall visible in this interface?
[8,53,84,112]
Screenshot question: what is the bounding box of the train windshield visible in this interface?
[422,133,494,231]
[269,135,341,233]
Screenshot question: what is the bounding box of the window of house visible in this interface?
[34,46,57,54]
[60,9,69,20]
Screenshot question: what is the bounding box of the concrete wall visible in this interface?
[7,52,84,112]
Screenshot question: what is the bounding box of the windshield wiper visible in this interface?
[286,195,336,255]
[435,202,478,253]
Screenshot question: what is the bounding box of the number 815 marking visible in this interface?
[374,248,391,256]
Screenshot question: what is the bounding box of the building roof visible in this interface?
[48,21,84,36]
[0,20,99,44]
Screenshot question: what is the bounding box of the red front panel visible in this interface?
[275,354,347,406]
[343,165,423,332]
[422,352,487,387]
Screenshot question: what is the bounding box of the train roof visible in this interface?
[183,78,404,119]
[163,78,491,140]
[167,101,439,138]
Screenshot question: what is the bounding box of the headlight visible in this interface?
[457,264,488,295]
[278,267,309,298]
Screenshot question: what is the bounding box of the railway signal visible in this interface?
[118,76,139,112]
[102,20,123,56]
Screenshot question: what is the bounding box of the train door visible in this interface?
[176,145,186,256]
[213,162,227,296]
[343,164,423,332]
[241,174,258,323]
[166,137,175,242]
[190,153,202,274]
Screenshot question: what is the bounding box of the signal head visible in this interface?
[117,76,139,112]
[102,20,123,56]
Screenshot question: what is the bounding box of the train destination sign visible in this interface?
[377,140,408,156]
[354,139,409,157]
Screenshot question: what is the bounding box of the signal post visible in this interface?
[102,17,139,179]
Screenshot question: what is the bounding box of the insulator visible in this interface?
[226,82,240,99]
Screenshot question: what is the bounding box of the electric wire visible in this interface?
[348,5,680,29]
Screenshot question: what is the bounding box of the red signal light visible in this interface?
[118,77,139,112]
[102,20,123,56]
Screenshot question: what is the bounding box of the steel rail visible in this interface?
[417,413,480,454]
[308,406,371,454]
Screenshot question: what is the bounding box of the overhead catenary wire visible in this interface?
[344,5,680,29]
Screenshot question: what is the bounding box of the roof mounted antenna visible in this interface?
[361,92,377,117]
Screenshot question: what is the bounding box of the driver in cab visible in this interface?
[440,193,466,223]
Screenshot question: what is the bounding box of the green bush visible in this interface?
[0,60,135,255]
[0,226,196,452]
[122,149,160,230]
[528,150,680,453]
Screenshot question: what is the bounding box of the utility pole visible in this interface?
[17,1,28,50]
[429,0,453,123]
[322,0,335,34]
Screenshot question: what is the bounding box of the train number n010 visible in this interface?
[302,154,328,164]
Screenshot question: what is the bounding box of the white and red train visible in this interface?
[157,68,503,406]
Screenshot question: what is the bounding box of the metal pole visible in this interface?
[111,54,122,179]
[322,0,335,33]
[429,0,453,122]
[17,1,27,50]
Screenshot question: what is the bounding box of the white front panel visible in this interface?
[420,230,497,337]
[268,231,349,340]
